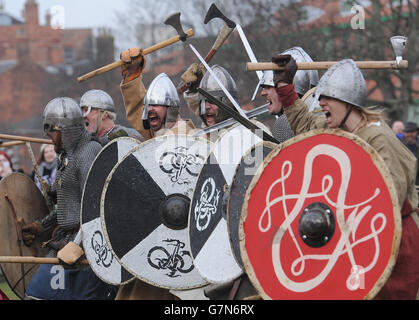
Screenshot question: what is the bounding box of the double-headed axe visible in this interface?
[77,12,194,83]
[246,35,408,71]
[176,3,236,94]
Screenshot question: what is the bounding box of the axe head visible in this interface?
[390,36,407,61]
[204,3,236,28]
[164,12,187,42]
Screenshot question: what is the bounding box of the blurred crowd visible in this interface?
[0,144,57,191]
[392,120,419,186]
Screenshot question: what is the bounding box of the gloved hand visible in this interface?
[21,222,44,246]
[57,242,84,267]
[120,48,146,84]
[108,129,128,140]
[181,63,205,92]
[271,54,298,86]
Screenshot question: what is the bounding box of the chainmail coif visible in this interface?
[44,124,101,257]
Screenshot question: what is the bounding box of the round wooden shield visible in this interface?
[0,172,50,299]
[189,124,263,284]
[240,129,402,300]
[81,137,140,285]
[101,134,212,290]
[227,141,276,268]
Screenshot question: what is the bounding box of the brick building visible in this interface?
[0,1,120,172]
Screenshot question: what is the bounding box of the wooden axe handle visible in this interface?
[205,24,234,62]
[246,60,409,71]
[77,28,194,83]
[176,25,234,94]
[0,141,26,147]
[0,256,89,265]
[0,134,52,144]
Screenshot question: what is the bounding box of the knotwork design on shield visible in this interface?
[81,137,141,286]
[193,177,221,231]
[159,146,206,185]
[241,130,401,300]
[91,230,113,268]
[147,238,194,278]
[101,134,211,290]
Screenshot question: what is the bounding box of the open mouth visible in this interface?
[324,111,332,123]
[148,113,160,126]
[204,113,216,123]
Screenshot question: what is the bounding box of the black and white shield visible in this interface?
[189,124,264,283]
[101,134,211,289]
[81,137,140,285]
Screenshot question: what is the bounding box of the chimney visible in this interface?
[45,11,51,27]
[96,28,115,66]
[24,0,39,26]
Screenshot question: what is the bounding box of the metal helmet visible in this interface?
[251,47,318,100]
[142,73,180,122]
[43,97,84,132]
[259,70,275,87]
[313,59,367,108]
[80,89,115,117]
[198,64,238,116]
[281,47,319,96]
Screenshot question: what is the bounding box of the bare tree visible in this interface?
[113,0,418,122]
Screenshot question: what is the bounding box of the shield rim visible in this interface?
[302,86,323,115]
[301,87,315,102]
[80,136,141,286]
[226,141,277,270]
[239,128,402,300]
[187,123,268,284]
[0,172,50,299]
[100,134,211,290]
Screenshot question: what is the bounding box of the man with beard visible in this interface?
[80,89,144,146]
[181,63,271,141]
[21,97,117,300]
[119,48,195,140]
[108,48,196,300]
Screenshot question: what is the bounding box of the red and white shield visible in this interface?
[240,129,401,300]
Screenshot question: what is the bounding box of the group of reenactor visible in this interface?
[1,14,418,301]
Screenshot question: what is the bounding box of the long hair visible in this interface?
[37,144,56,165]
[352,105,388,124]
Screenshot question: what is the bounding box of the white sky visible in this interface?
[2,0,129,29]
